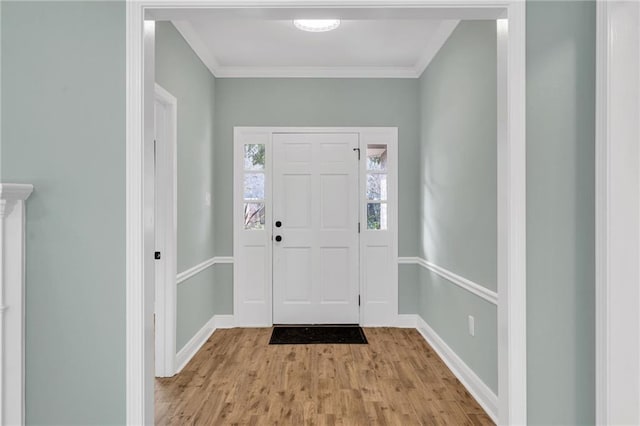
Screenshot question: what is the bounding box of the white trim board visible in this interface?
[175,314,235,374]
[596,1,640,424]
[396,313,420,328]
[212,65,417,78]
[495,13,527,424]
[0,183,33,426]
[127,3,526,425]
[172,18,458,79]
[398,257,497,305]
[406,314,499,423]
[177,256,234,285]
[126,12,155,424]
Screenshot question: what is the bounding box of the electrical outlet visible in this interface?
[468,315,475,337]
[205,192,211,207]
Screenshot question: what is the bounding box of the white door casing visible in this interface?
[153,84,178,378]
[234,127,398,328]
[596,1,640,423]
[272,133,360,324]
[139,19,157,423]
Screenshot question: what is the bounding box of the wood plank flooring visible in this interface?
[156,327,494,425]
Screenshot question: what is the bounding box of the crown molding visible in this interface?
[171,20,222,77]
[170,19,456,79]
[214,65,419,78]
[413,19,459,77]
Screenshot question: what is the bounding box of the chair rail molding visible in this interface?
[176,256,234,285]
[0,183,33,426]
[398,257,498,305]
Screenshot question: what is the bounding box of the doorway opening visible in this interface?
[153,83,177,378]
[126,2,526,424]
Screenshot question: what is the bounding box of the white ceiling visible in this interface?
[151,9,468,78]
[173,18,458,77]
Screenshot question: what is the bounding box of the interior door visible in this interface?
[272,133,360,324]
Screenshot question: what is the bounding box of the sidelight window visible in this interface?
[243,144,266,229]
[366,144,388,230]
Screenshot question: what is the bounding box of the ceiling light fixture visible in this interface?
[293,19,341,32]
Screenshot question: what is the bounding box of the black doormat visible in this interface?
[269,325,368,345]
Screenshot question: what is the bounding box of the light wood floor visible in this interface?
[156,327,494,425]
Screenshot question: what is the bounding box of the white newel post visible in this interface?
[0,184,33,426]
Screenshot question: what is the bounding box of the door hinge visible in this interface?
[358,222,361,233]
[353,147,361,160]
[358,295,361,306]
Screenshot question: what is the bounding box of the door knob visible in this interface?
[275,220,282,228]
[275,235,282,242]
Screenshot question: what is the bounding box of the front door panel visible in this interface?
[272,133,359,324]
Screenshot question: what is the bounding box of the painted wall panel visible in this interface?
[176,269,216,350]
[419,21,498,292]
[365,245,392,302]
[418,20,498,395]
[526,2,596,423]
[156,22,218,351]
[398,264,419,314]
[418,267,498,393]
[213,264,234,315]
[156,22,216,273]
[1,2,126,424]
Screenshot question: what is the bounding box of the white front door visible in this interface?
[272,133,360,324]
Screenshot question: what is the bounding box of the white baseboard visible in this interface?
[396,314,418,328]
[213,314,235,329]
[175,314,235,374]
[411,314,498,423]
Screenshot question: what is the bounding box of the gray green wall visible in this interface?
[0,2,597,424]
[214,78,421,311]
[155,22,218,351]
[418,21,498,393]
[527,1,596,424]
[415,5,598,421]
[1,1,126,424]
